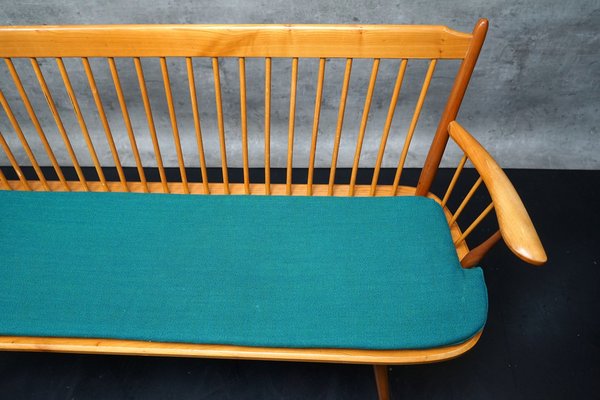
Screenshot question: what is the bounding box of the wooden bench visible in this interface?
[0,19,546,399]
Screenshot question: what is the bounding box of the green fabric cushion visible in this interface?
[0,191,486,350]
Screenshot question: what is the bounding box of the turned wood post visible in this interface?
[416,19,488,196]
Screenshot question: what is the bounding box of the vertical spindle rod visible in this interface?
[82,57,126,191]
[286,57,299,195]
[4,59,62,190]
[160,57,189,194]
[264,57,272,195]
[392,59,437,192]
[348,58,380,196]
[0,88,48,190]
[212,57,230,194]
[134,57,169,193]
[239,57,250,194]
[307,58,326,196]
[370,59,408,196]
[108,57,149,192]
[186,57,210,194]
[328,58,352,196]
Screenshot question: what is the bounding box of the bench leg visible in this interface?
[373,364,390,400]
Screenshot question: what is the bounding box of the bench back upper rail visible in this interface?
[0,24,472,59]
[0,22,486,196]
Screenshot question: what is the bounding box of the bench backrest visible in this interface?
[0,21,487,196]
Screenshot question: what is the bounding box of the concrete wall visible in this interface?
[0,0,598,169]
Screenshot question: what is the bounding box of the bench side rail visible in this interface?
[441,121,547,267]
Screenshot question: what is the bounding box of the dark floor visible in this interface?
[0,169,598,399]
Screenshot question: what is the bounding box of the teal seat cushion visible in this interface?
[0,191,487,350]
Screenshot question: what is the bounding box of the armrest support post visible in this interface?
[461,230,502,268]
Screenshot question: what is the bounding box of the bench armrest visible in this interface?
[448,121,547,266]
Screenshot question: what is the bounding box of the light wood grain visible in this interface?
[454,202,494,245]
[0,130,31,190]
[0,25,472,59]
[5,59,66,189]
[0,88,48,190]
[448,121,547,265]
[160,57,189,194]
[307,58,326,196]
[328,58,352,196]
[108,57,149,193]
[0,331,481,365]
[264,57,272,195]
[416,19,488,195]
[2,180,419,197]
[40,58,91,190]
[286,57,299,195]
[392,59,437,192]
[0,167,10,190]
[186,57,210,195]
[212,57,230,194]
[371,59,407,196]
[441,154,467,207]
[134,57,169,193]
[239,57,250,194]
[82,58,127,191]
[349,58,379,196]
[0,90,48,190]
[449,176,482,225]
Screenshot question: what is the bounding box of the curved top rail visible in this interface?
[448,121,547,266]
[0,24,472,59]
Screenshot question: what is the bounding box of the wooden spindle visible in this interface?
[0,165,10,190]
[4,60,58,190]
[52,58,101,192]
[392,59,437,193]
[286,57,299,195]
[186,57,209,194]
[328,58,352,196]
[441,154,468,207]
[0,129,31,190]
[348,58,379,196]
[449,176,483,225]
[160,57,189,194]
[461,230,502,268]
[38,58,94,190]
[239,57,250,194]
[454,202,494,245]
[264,57,272,195]
[0,88,48,190]
[370,59,408,196]
[134,57,169,193]
[82,58,128,191]
[108,57,149,192]
[212,57,230,194]
[307,58,326,196]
